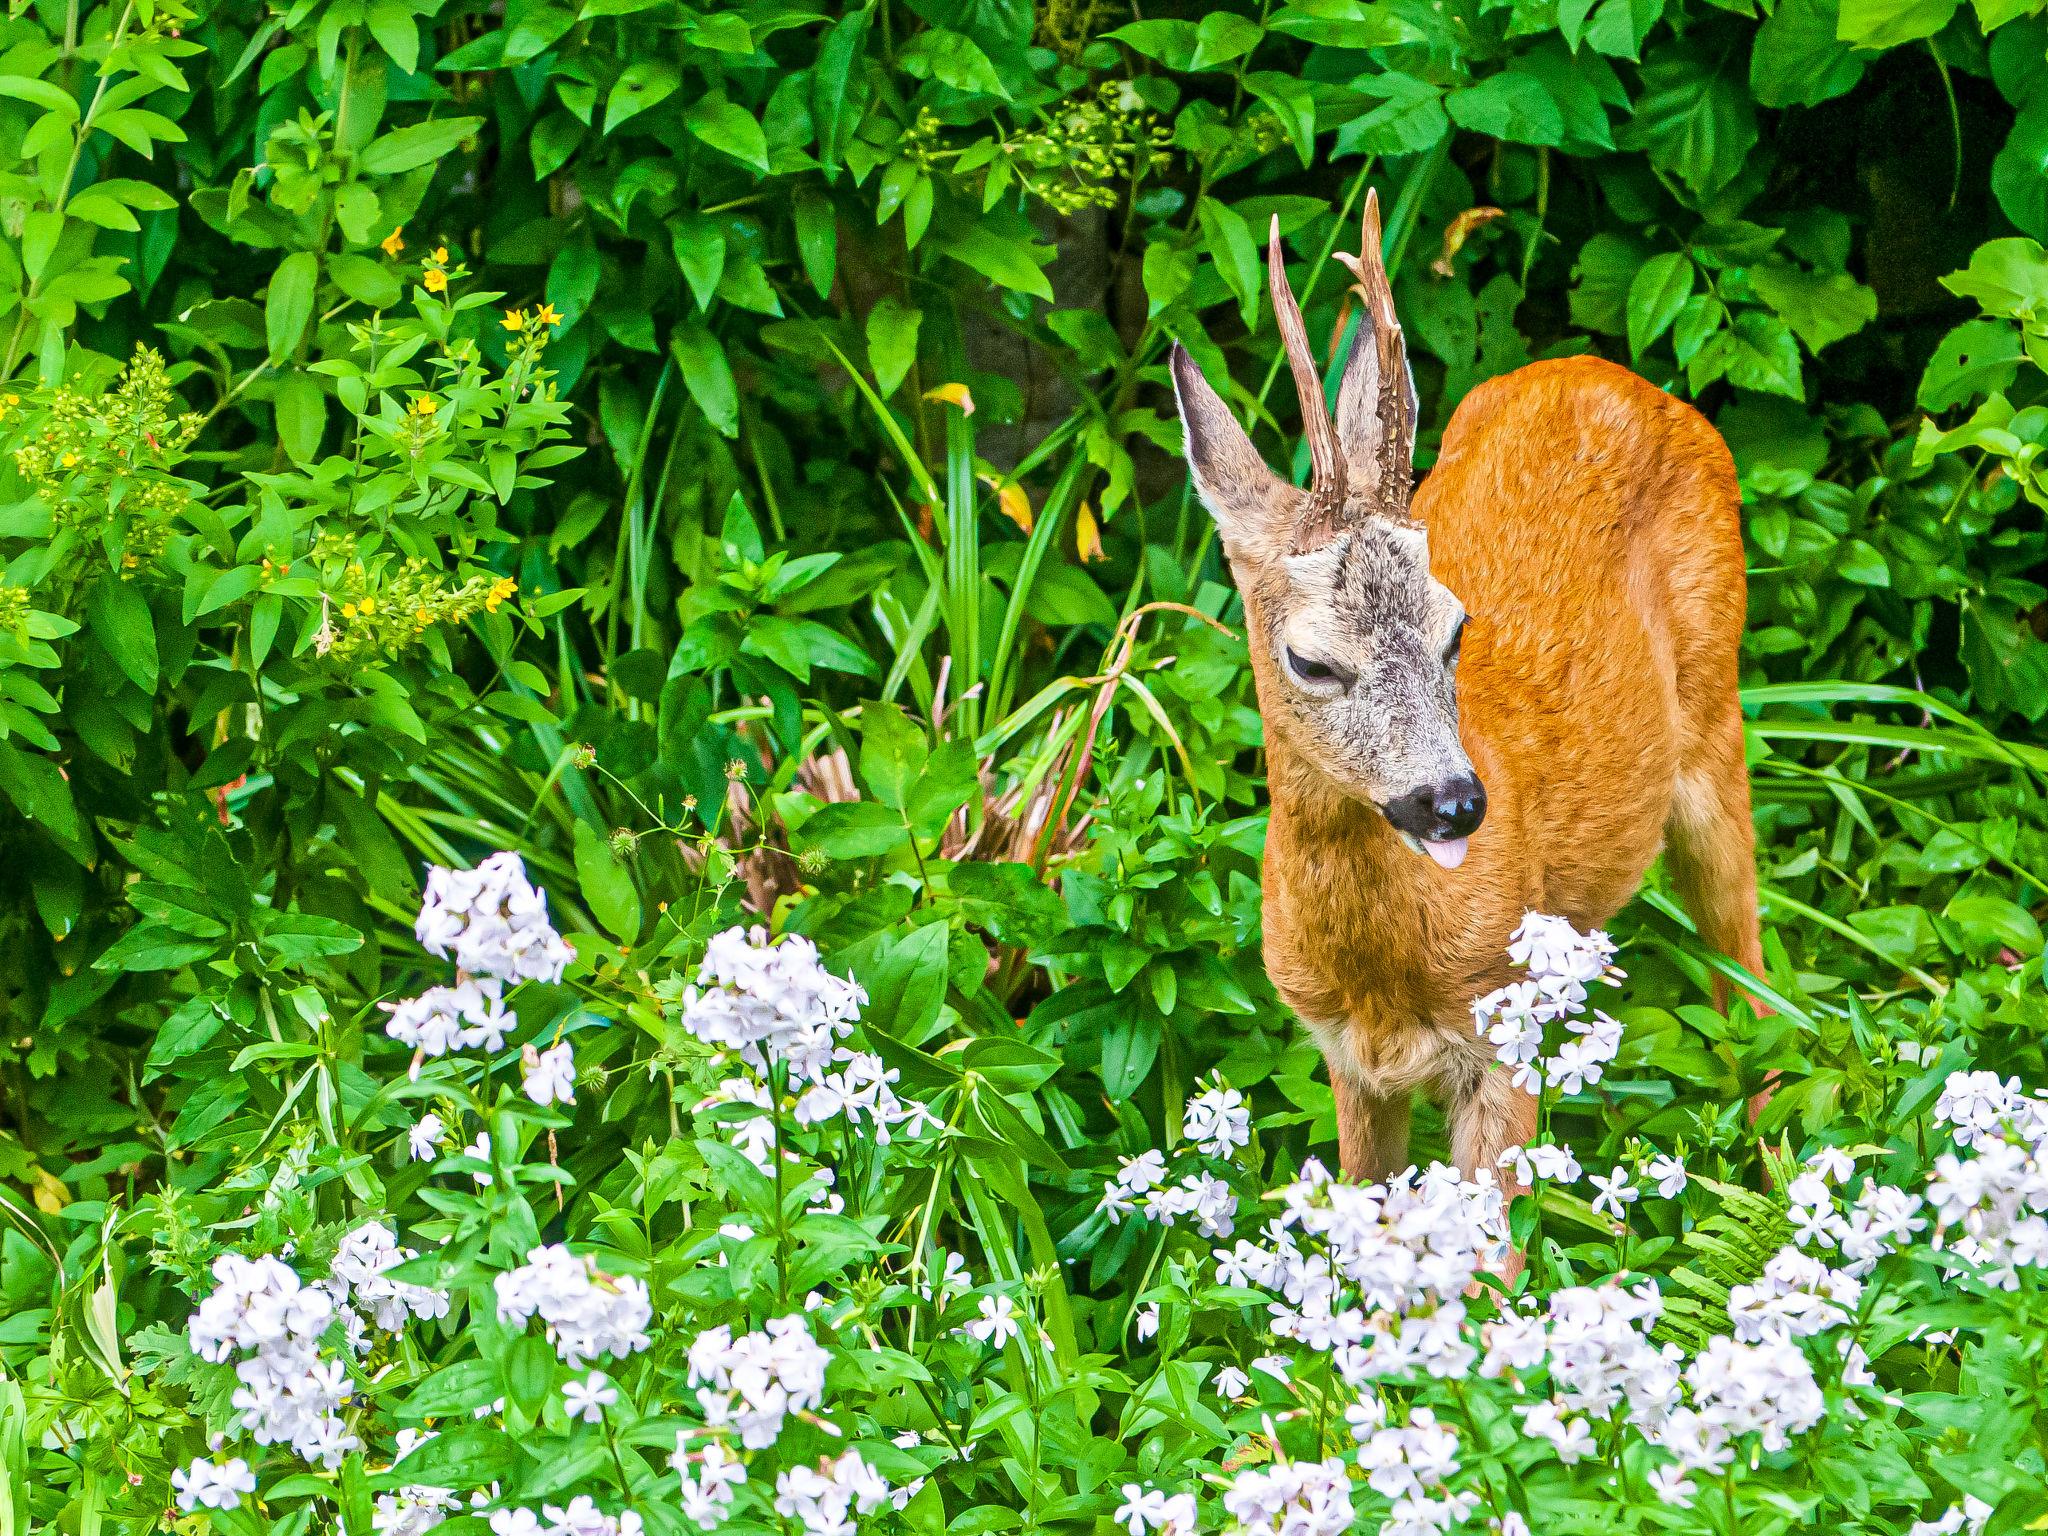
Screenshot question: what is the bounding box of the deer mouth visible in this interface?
[1393,830,1470,870]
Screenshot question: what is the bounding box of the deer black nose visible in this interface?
[1383,774,1487,842]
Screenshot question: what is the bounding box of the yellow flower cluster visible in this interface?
[312,541,520,662]
[9,346,203,562]
[1006,85,1173,215]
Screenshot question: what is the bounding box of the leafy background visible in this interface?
[6,0,2048,1522]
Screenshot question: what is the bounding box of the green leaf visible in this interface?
[1747,264,1877,356]
[85,578,158,693]
[574,820,641,942]
[1190,11,1264,68]
[357,116,483,175]
[1693,308,1805,398]
[813,6,873,168]
[866,297,922,396]
[902,29,1010,97]
[1941,236,2048,322]
[794,802,908,859]
[1447,69,1566,146]
[265,251,318,361]
[1918,319,2024,410]
[935,226,1054,302]
[1836,0,1959,46]
[1196,197,1261,330]
[382,1428,520,1492]
[1751,0,1866,107]
[859,700,926,808]
[1244,73,1316,164]
[1993,99,2048,243]
[793,189,837,299]
[605,60,680,133]
[685,99,770,173]
[1627,252,1694,359]
[671,321,740,437]
[1620,49,1757,197]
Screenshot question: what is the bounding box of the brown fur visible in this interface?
[1249,357,1765,1215]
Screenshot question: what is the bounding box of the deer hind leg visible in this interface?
[1665,693,1773,1114]
[1333,1075,1411,1183]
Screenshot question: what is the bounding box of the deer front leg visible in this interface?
[1449,1066,1538,1282]
[1333,1074,1412,1183]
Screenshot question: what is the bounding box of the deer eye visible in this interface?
[1284,648,1345,688]
[1444,615,1468,665]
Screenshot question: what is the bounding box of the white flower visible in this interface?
[964,1294,1022,1349]
[1499,1142,1580,1186]
[416,852,574,985]
[670,1436,747,1529]
[1646,1152,1687,1199]
[383,978,512,1066]
[1116,1485,1198,1536]
[172,1457,256,1513]
[495,1246,654,1367]
[1135,1302,1161,1342]
[687,1315,830,1449]
[489,1510,547,1536]
[523,1042,578,1106]
[1519,1400,1596,1463]
[772,1450,893,1536]
[408,1113,445,1162]
[464,1131,494,1186]
[1726,1246,1861,1343]
[1588,1168,1638,1219]
[1220,1454,1353,1536]
[1808,1146,1856,1183]
[562,1370,618,1423]
[1185,1082,1252,1158]
[1215,1364,1251,1398]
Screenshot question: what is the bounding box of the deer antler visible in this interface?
[1267,215,1348,542]
[1333,188,1415,524]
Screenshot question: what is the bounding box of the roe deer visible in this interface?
[1169,192,1766,1213]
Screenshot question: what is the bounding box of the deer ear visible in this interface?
[1169,342,1295,563]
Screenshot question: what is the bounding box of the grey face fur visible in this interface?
[1167,325,1474,819]
[1259,522,1471,811]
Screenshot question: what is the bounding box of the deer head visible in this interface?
[1169,191,1484,868]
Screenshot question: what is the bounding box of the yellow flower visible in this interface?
[415,606,431,623]
[1076,500,1105,562]
[410,394,438,417]
[532,303,563,329]
[359,596,377,615]
[430,246,450,265]
[424,268,448,294]
[341,602,358,619]
[484,575,518,613]
[60,451,77,467]
[502,309,527,332]
[381,228,405,257]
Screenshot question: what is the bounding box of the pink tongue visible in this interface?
[1424,837,1468,870]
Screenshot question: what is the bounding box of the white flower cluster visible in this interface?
[1115,1484,1198,1536]
[1482,1282,1680,1433]
[1354,1407,1478,1536]
[670,1438,748,1529]
[416,851,576,985]
[1784,1152,1926,1275]
[188,1225,452,1471]
[1185,1082,1252,1157]
[1212,1160,1504,1383]
[1727,1245,1862,1342]
[187,1251,357,1467]
[1472,913,1625,1096]
[682,927,931,1161]
[686,1314,831,1448]
[1934,1070,2048,1150]
[1220,1454,1355,1536]
[1098,1080,1253,1237]
[385,853,574,1082]
[488,1497,644,1536]
[772,1450,906,1536]
[494,1245,654,1367]
[385,978,513,1059]
[1910,1498,1996,1536]
[1926,1133,2048,1285]
[325,1221,451,1341]
[1101,1149,1238,1238]
[172,1456,256,1513]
